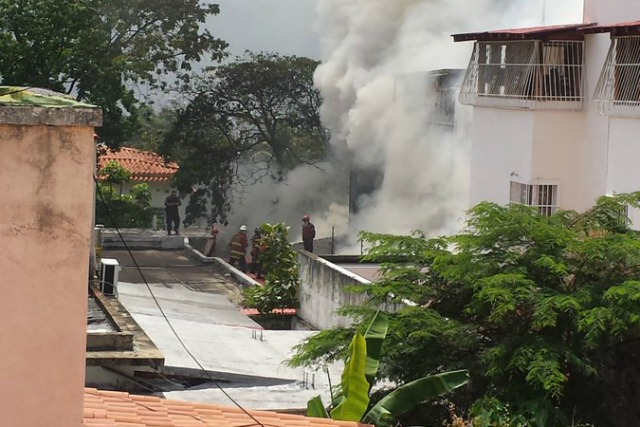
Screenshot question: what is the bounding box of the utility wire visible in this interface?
[93,175,266,427]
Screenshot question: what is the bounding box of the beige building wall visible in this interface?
[0,106,101,427]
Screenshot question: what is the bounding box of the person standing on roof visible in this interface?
[164,190,182,235]
[229,225,249,272]
[302,215,316,253]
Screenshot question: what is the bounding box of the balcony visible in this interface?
[594,36,640,117]
[459,40,584,111]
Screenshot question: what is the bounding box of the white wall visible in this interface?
[607,117,640,195]
[298,252,372,329]
[584,0,640,24]
[469,108,535,207]
[531,111,589,211]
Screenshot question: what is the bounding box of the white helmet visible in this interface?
[239,225,247,231]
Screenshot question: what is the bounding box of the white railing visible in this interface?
[460,41,584,110]
[594,36,640,117]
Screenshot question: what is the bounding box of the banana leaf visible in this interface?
[364,370,470,425]
[363,310,389,389]
[330,333,370,421]
[307,395,329,418]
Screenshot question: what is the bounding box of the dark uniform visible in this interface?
[302,216,316,253]
[164,192,181,235]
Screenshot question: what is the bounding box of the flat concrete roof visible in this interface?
[335,263,382,282]
[105,249,342,410]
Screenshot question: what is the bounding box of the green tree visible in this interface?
[160,52,328,225]
[291,193,640,427]
[95,183,153,228]
[99,160,131,195]
[243,222,299,314]
[0,0,227,148]
[305,311,470,427]
[127,105,178,152]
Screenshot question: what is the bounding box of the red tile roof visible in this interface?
[83,388,372,427]
[452,23,596,42]
[98,147,179,182]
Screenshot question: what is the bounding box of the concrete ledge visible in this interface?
[183,238,260,287]
[184,239,216,264]
[0,106,102,126]
[102,231,185,249]
[212,257,261,288]
[87,332,134,352]
[87,287,164,367]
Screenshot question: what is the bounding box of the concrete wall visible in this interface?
[0,108,100,426]
[469,108,535,207]
[531,111,589,211]
[607,118,640,197]
[298,251,374,329]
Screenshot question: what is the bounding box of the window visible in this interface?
[594,36,640,116]
[460,40,584,109]
[510,182,559,216]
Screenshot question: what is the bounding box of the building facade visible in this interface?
[454,0,640,222]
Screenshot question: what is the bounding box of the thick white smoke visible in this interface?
[222,0,583,251]
[313,0,583,250]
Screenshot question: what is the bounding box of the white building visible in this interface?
[454,0,640,221]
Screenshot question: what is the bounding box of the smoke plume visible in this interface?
[312,0,583,249]
[222,0,583,250]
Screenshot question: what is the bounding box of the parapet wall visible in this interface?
[297,251,373,329]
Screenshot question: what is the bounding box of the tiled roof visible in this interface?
[83,388,372,427]
[98,146,179,182]
[452,23,597,42]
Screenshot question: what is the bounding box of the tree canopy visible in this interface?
[0,0,227,148]
[290,193,640,427]
[160,52,328,226]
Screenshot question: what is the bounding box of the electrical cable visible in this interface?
[93,175,267,427]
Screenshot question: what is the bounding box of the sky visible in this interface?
[210,0,321,59]
[210,0,584,62]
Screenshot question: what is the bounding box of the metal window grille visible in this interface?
[594,36,640,116]
[510,182,559,216]
[460,41,584,110]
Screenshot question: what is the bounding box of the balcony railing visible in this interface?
[594,36,640,117]
[460,40,584,110]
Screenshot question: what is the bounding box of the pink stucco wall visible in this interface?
[0,124,96,426]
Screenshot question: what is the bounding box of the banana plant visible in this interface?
[307,310,469,426]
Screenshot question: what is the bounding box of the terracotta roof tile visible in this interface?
[98,146,179,182]
[83,388,373,427]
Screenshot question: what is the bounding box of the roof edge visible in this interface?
[0,105,103,127]
[581,20,640,35]
[452,23,597,42]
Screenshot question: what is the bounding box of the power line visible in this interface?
[93,175,266,427]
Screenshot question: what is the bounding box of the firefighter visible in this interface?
[229,225,249,272]
[302,215,316,253]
